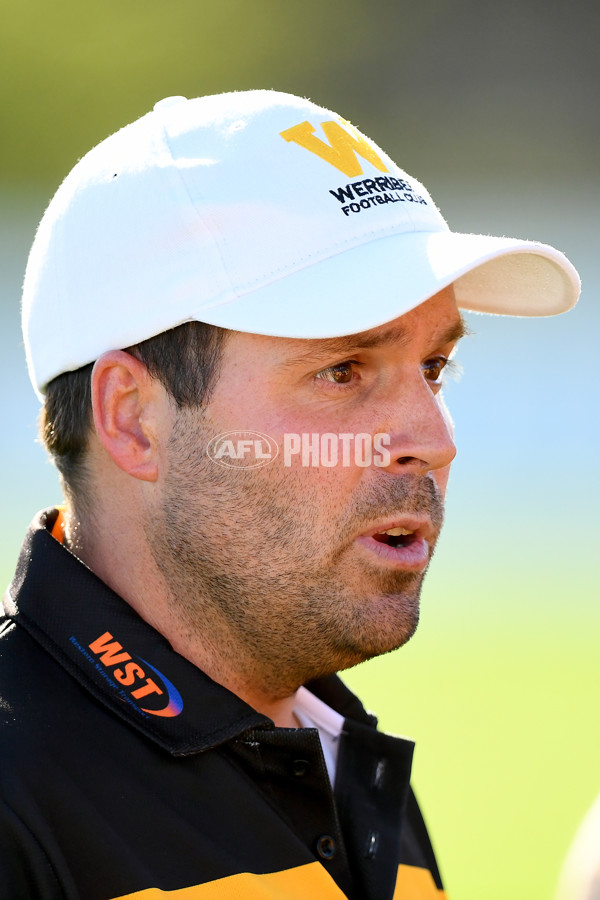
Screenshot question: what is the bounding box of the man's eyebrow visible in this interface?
[435,315,473,348]
[280,314,471,368]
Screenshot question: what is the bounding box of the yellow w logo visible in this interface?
[280,120,390,178]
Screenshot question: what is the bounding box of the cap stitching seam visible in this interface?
[209,227,438,300]
[216,223,443,300]
[158,120,236,300]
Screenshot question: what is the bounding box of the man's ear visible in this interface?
[91,351,165,483]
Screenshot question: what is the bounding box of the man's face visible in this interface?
[147,287,464,697]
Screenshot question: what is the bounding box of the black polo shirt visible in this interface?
[0,509,446,899]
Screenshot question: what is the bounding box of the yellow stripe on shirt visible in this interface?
[111,860,447,899]
[394,863,448,898]
[111,861,348,899]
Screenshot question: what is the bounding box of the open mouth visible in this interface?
[355,522,431,571]
[371,526,416,548]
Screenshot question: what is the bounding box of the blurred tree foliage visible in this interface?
[1,0,598,189]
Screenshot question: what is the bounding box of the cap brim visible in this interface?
[193,230,581,338]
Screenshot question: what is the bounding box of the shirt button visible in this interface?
[316,835,337,860]
[292,759,310,777]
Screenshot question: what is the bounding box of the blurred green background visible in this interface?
[1,2,598,898]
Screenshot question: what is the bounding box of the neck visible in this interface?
[62,500,302,729]
[223,681,301,728]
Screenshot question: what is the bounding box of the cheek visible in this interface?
[274,451,365,520]
[279,453,364,486]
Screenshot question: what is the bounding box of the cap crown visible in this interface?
[22,91,447,394]
[22,90,581,398]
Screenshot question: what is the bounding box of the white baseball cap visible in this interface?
[22,90,581,397]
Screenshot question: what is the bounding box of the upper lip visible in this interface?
[358,516,436,544]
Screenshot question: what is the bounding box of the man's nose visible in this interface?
[376,378,457,476]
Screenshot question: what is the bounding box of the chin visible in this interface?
[358,620,420,661]
[324,610,421,676]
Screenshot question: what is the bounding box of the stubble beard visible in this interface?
[146,411,445,699]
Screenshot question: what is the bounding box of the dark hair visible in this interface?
[40,321,229,500]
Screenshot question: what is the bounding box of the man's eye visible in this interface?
[315,361,356,384]
[422,357,449,383]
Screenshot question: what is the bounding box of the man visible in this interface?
[1,91,579,900]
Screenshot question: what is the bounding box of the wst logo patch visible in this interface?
[84,632,184,718]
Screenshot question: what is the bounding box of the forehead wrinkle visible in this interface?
[278,313,470,369]
[278,326,411,369]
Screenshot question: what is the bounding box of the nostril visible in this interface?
[397,456,415,465]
